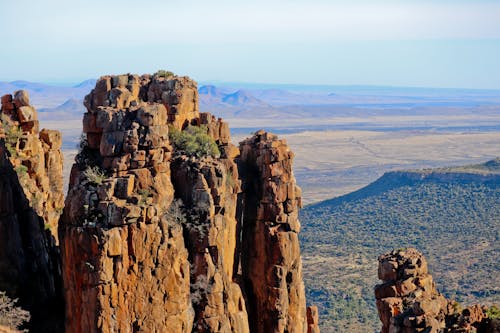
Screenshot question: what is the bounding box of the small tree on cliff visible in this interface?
[154,69,175,78]
[0,291,30,330]
[169,125,220,158]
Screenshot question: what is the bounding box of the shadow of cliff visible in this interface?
[0,138,64,332]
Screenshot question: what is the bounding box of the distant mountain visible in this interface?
[199,85,226,97]
[198,85,268,107]
[300,159,500,332]
[221,89,267,106]
[73,79,97,89]
[38,98,85,120]
[198,85,229,105]
[198,86,273,119]
[0,79,95,109]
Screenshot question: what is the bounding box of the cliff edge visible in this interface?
[58,72,319,333]
[0,91,64,332]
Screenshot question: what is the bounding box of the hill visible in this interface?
[38,98,86,120]
[299,159,500,332]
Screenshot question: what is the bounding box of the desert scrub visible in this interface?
[190,275,210,305]
[154,69,175,78]
[169,125,220,158]
[138,189,152,207]
[75,133,102,168]
[0,291,30,330]
[487,305,500,319]
[225,169,235,189]
[1,114,22,158]
[83,166,106,185]
[77,132,88,152]
[165,199,187,224]
[14,165,28,177]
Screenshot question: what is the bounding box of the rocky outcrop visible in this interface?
[59,72,318,333]
[375,248,498,333]
[238,131,309,333]
[60,74,193,333]
[0,91,64,332]
[171,154,249,332]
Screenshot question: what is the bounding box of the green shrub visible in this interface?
[83,166,105,185]
[154,69,175,78]
[14,165,28,177]
[225,169,236,190]
[138,189,151,207]
[486,305,500,319]
[1,114,22,158]
[169,125,220,158]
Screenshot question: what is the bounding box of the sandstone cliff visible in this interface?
[59,72,319,333]
[238,131,307,333]
[0,91,64,332]
[375,248,499,333]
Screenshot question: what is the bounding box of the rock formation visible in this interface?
[375,248,499,333]
[59,72,319,333]
[238,131,308,333]
[0,91,64,332]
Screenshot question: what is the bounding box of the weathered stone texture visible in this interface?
[238,130,310,333]
[59,73,318,333]
[171,155,249,333]
[375,248,497,333]
[0,91,64,332]
[61,75,193,332]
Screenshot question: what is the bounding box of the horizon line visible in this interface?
[2,78,500,93]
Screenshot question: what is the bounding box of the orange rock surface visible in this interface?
[59,73,319,333]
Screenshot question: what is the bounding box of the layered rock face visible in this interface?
[60,74,193,333]
[60,73,319,333]
[375,248,499,333]
[0,91,64,332]
[238,131,308,333]
[170,120,249,332]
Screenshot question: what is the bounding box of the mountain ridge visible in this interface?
[300,158,500,332]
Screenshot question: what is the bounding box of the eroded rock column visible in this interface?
[171,114,249,333]
[238,130,310,333]
[60,75,195,333]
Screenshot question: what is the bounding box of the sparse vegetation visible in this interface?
[1,114,22,158]
[154,69,175,78]
[0,291,30,330]
[165,199,187,224]
[14,165,28,177]
[169,125,220,158]
[138,189,152,207]
[190,275,210,305]
[300,174,500,332]
[83,166,106,185]
[225,169,235,189]
[486,305,500,319]
[77,132,88,152]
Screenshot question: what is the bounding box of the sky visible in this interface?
[1,0,500,88]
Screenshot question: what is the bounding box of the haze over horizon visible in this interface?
[1,0,500,89]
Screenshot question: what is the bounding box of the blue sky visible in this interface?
[1,0,500,88]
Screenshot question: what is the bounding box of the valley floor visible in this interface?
[233,129,500,204]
